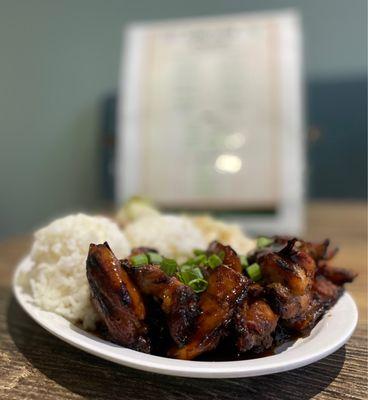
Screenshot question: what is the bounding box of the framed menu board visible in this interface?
[116,10,304,234]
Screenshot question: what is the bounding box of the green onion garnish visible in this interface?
[176,272,183,282]
[193,254,207,265]
[131,254,148,266]
[257,237,273,248]
[178,265,192,283]
[181,253,207,267]
[192,266,203,278]
[147,252,163,264]
[178,265,203,285]
[193,249,206,256]
[160,258,177,276]
[177,264,208,292]
[246,263,262,281]
[183,258,196,266]
[188,278,208,293]
[239,255,249,268]
[208,254,222,269]
[218,250,225,260]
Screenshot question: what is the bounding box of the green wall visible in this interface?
[0,0,366,238]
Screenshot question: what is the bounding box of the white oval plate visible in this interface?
[13,256,358,378]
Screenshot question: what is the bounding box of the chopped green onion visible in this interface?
[180,264,192,272]
[239,255,249,268]
[160,258,177,276]
[193,254,207,265]
[183,258,196,266]
[193,249,206,256]
[218,250,225,261]
[147,252,163,264]
[246,263,262,281]
[192,266,203,278]
[131,254,148,266]
[177,265,208,292]
[178,265,203,285]
[181,254,207,267]
[257,237,273,248]
[208,254,222,269]
[188,278,208,293]
[179,264,192,278]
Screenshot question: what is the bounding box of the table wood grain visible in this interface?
[0,202,366,399]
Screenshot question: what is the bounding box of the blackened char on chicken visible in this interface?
[86,242,150,352]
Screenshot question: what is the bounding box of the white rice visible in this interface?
[28,214,131,330]
[124,214,207,263]
[191,215,256,255]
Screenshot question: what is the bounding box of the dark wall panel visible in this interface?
[307,76,367,199]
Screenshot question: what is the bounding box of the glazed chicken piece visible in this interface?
[271,237,355,298]
[259,240,318,333]
[207,243,279,353]
[265,283,311,321]
[312,275,344,307]
[86,242,150,352]
[283,296,325,334]
[286,273,346,334]
[273,236,338,263]
[234,298,278,353]
[261,239,316,296]
[207,241,242,273]
[169,265,249,360]
[297,240,338,262]
[289,261,356,333]
[259,239,353,334]
[125,261,199,346]
[317,264,357,286]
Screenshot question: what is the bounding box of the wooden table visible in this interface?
[0,202,366,399]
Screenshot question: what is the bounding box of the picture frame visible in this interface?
[116,10,305,235]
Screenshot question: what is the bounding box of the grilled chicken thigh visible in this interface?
[317,264,357,286]
[260,240,316,295]
[125,261,199,346]
[169,265,249,360]
[285,274,345,334]
[257,238,352,335]
[234,298,278,353]
[86,242,150,352]
[272,237,338,262]
[207,241,242,273]
[256,239,322,334]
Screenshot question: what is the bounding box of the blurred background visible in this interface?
[0,0,366,239]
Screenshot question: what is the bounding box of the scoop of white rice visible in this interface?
[115,196,160,227]
[124,215,207,263]
[28,214,131,330]
[191,215,256,255]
